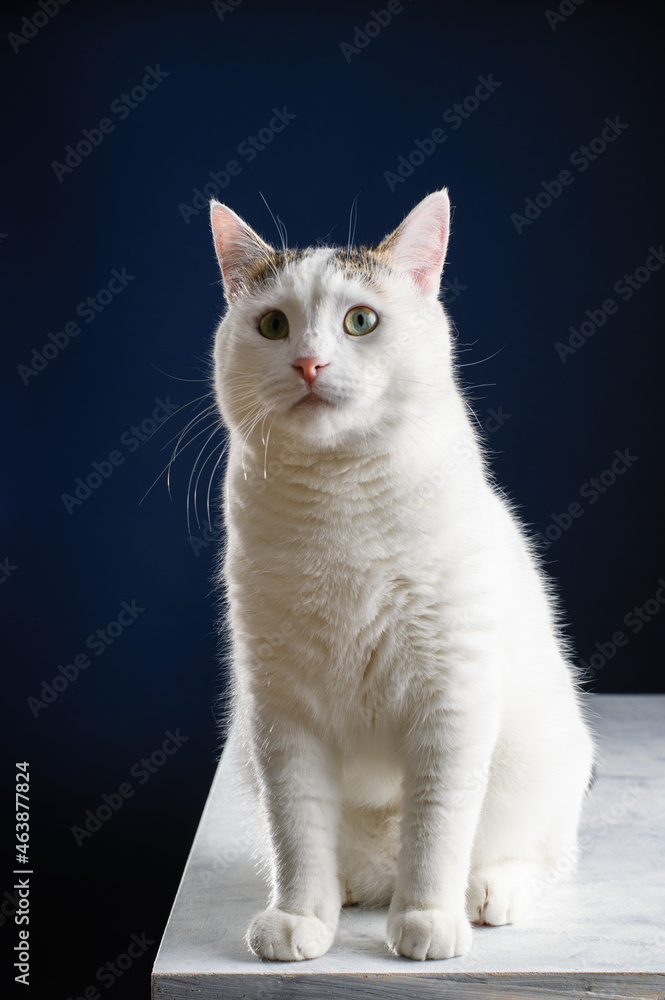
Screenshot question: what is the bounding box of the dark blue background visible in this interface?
[3,0,664,995]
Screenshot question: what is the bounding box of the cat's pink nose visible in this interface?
[293,357,328,383]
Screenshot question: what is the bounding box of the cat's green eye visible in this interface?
[344,306,378,337]
[259,311,289,340]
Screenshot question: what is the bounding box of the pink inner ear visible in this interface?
[211,204,244,271]
[393,192,450,296]
[210,202,270,297]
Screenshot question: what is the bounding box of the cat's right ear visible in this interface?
[210,200,275,299]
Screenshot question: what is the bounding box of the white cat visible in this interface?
[208,190,594,962]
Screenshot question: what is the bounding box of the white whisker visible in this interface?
[139,396,217,506]
[458,344,506,367]
[346,193,359,263]
[259,191,288,252]
[187,421,225,534]
[263,419,274,480]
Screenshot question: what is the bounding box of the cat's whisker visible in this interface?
[263,418,275,480]
[166,413,223,501]
[232,398,267,427]
[189,424,226,534]
[157,392,212,427]
[458,345,506,367]
[139,398,218,506]
[463,383,497,392]
[364,375,441,393]
[465,402,485,435]
[220,384,266,398]
[150,362,210,383]
[163,401,217,465]
[259,191,288,252]
[177,418,223,480]
[162,400,217,452]
[205,439,232,533]
[233,401,273,473]
[260,409,270,448]
[240,414,269,476]
[397,410,450,458]
[346,194,359,264]
[395,404,484,461]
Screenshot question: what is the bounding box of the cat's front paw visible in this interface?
[387,908,472,960]
[247,908,336,961]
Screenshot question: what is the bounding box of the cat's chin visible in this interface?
[287,398,341,435]
[288,388,347,425]
[281,393,368,448]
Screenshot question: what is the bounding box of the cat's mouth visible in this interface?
[291,388,336,410]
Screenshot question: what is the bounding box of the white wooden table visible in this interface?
[152,694,665,998]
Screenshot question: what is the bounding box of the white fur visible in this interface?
[209,191,594,962]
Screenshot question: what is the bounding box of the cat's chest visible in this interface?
[229,449,443,571]
[226,453,469,675]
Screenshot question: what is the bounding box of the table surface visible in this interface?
[152,694,665,999]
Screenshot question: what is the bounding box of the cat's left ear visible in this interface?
[377,189,450,297]
[210,200,275,299]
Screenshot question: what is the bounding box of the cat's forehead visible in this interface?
[246,244,392,298]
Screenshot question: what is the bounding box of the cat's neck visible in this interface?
[230,394,484,499]
[234,426,393,482]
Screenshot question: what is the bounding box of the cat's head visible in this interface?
[210,191,452,451]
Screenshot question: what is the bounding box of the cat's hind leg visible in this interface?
[466,859,543,926]
[466,713,593,926]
